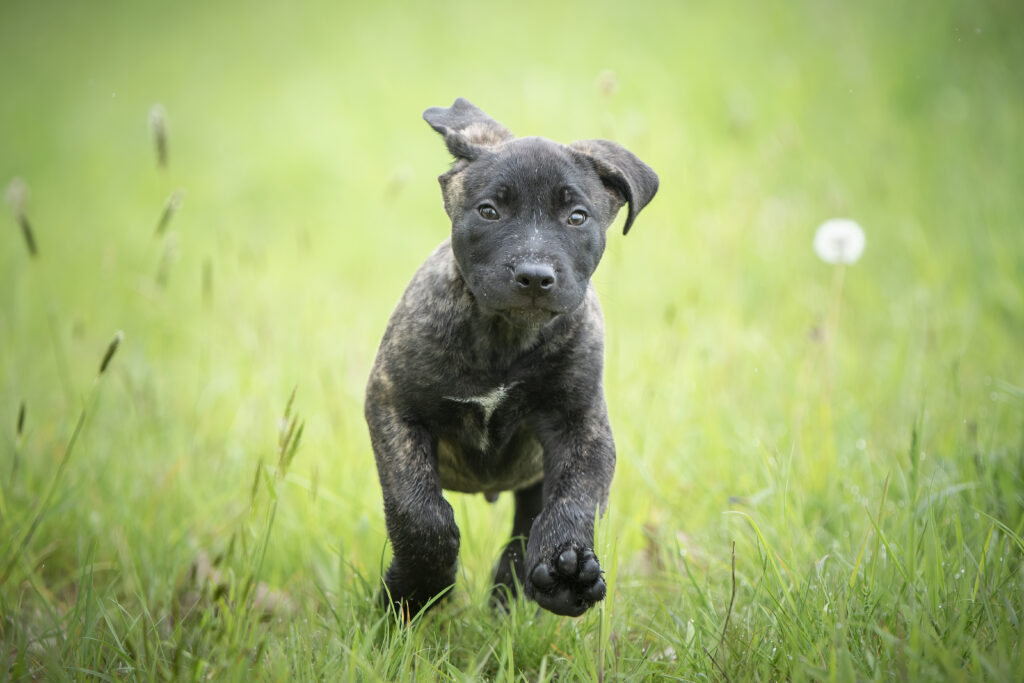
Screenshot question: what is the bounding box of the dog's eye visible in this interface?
[478,205,500,220]
[568,210,587,227]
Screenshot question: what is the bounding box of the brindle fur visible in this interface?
[366,98,658,617]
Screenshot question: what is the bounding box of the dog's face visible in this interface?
[424,99,659,325]
[444,137,614,323]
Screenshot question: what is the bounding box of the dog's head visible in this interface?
[423,98,658,325]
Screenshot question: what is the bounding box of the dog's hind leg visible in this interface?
[489,480,543,610]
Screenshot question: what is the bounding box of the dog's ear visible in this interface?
[569,140,659,235]
[423,98,514,161]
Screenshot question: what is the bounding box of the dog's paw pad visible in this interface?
[529,546,605,617]
[556,548,578,575]
[530,562,557,589]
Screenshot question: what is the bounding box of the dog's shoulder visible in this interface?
[368,241,468,391]
[390,239,470,332]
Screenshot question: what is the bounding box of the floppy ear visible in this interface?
[569,139,659,234]
[423,98,514,161]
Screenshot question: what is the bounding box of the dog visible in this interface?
[365,98,658,617]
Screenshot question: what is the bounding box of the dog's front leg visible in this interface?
[366,404,459,618]
[524,400,616,617]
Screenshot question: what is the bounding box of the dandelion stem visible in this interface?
[824,263,846,399]
[819,263,846,486]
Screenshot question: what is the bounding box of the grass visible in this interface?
[1,0,1022,679]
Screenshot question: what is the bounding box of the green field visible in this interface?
[2,0,1023,679]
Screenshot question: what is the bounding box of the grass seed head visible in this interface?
[148,103,168,168]
[99,330,124,375]
[6,178,37,258]
[276,387,303,477]
[17,212,39,258]
[155,188,185,236]
[5,177,29,212]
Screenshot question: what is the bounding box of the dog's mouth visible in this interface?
[495,306,559,327]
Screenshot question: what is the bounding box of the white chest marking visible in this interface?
[445,382,520,426]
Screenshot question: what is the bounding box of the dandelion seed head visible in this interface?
[813,218,865,264]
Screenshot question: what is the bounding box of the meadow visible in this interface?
[1,0,1022,680]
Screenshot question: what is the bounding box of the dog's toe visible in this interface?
[556,548,578,575]
[578,555,601,583]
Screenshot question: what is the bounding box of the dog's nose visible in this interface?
[513,262,556,294]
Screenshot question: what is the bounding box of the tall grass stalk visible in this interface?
[0,331,122,585]
[7,182,76,406]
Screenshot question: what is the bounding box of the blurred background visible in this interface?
[1,0,1022,664]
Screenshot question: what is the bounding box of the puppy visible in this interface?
[365,98,658,617]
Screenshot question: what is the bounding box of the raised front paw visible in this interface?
[527,545,606,617]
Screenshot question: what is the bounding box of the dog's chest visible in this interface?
[435,380,544,493]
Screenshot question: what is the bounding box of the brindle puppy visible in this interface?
[366,98,658,617]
